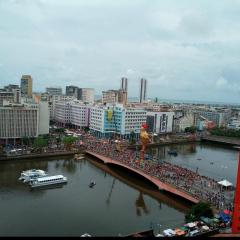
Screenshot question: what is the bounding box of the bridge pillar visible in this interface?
[232,152,240,233]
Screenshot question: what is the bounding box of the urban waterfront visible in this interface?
[0,143,238,236]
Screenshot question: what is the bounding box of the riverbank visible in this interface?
[201,135,240,147]
[0,149,84,161]
[128,138,200,149]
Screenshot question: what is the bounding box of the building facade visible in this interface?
[89,104,147,138]
[78,88,94,104]
[46,87,62,96]
[0,102,49,143]
[21,75,33,98]
[146,111,174,134]
[140,78,147,103]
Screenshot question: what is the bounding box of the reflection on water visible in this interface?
[147,142,238,184]
[135,192,149,216]
[0,142,237,236]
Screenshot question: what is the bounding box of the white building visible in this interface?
[54,100,90,128]
[0,102,49,143]
[46,87,62,96]
[146,111,174,134]
[79,88,94,104]
[89,104,147,138]
[49,95,76,120]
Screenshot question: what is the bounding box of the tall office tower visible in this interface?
[21,75,33,98]
[121,77,128,92]
[139,78,147,103]
[46,87,62,96]
[66,86,79,99]
[78,88,94,104]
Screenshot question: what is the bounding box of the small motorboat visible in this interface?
[81,233,91,237]
[167,150,178,156]
[89,181,96,188]
[74,154,85,160]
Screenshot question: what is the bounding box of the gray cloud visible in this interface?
[0,0,240,103]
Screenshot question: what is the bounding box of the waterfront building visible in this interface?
[227,118,240,130]
[89,104,147,139]
[49,95,76,120]
[54,100,90,128]
[0,102,49,144]
[194,110,231,127]
[46,87,62,96]
[195,116,216,131]
[146,111,174,134]
[20,75,33,98]
[139,78,147,103]
[173,112,195,133]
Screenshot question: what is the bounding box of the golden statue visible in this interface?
[140,123,151,160]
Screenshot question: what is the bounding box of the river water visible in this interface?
[0,143,238,236]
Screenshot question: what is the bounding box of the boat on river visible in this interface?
[167,150,178,156]
[29,175,67,188]
[74,154,85,160]
[19,169,48,183]
[89,181,96,188]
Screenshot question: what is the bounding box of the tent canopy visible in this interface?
[218,179,233,187]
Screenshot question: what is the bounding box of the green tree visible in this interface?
[62,136,78,150]
[33,136,48,151]
[129,131,136,145]
[185,126,197,134]
[55,128,65,133]
[22,136,29,146]
[185,202,213,223]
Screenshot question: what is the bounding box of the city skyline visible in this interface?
[0,0,240,103]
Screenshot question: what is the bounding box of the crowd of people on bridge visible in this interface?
[74,129,234,211]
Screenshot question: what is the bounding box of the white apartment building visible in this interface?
[54,100,90,128]
[49,95,76,120]
[89,104,147,138]
[0,102,49,142]
[79,88,94,104]
[146,111,174,134]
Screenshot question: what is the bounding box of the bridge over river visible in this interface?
[86,150,199,204]
[86,150,234,212]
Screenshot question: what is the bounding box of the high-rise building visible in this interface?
[20,75,33,98]
[78,88,94,104]
[0,102,49,143]
[66,86,79,99]
[0,84,21,105]
[121,77,128,92]
[102,90,119,104]
[46,87,62,96]
[139,78,147,103]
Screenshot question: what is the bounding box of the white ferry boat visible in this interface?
[19,169,48,183]
[29,175,67,188]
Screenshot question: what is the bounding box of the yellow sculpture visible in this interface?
[140,123,151,160]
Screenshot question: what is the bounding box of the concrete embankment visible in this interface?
[201,135,240,147]
[0,150,85,161]
[128,139,200,149]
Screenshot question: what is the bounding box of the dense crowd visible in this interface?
[72,129,234,210]
[81,132,233,210]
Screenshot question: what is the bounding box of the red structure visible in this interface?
[232,152,240,233]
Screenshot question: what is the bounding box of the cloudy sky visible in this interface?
[1,0,240,103]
